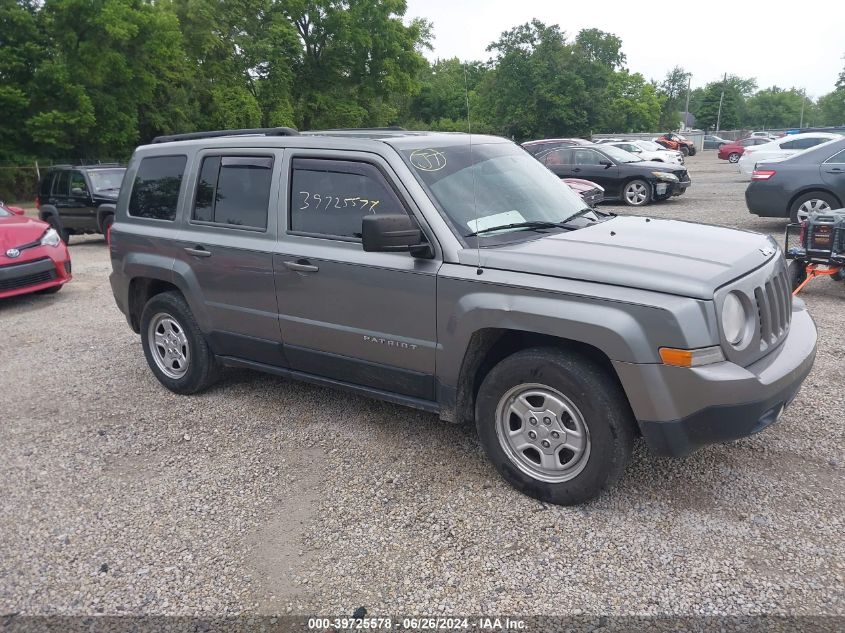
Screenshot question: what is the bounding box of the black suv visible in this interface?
[37,164,126,243]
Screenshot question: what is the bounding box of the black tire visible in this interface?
[45,215,70,244]
[140,291,220,394]
[475,347,635,505]
[622,179,651,206]
[789,191,839,224]
[787,260,807,292]
[688,146,696,156]
[101,214,114,245]
[728,152,741,163]
[680,146,690,156]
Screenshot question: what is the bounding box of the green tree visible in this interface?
[745,87,807,129]
[694,75,756,131]
[656,66,690,130]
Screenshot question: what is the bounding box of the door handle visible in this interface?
[184,246,212,258]
[572,167,582,172]
[828,167,844,174]
[284,260,319,273]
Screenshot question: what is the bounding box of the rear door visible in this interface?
[173,149,285,366]
[821,148,845,196]
[273,151,439,401]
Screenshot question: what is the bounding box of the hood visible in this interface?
[460,216,778,300]
[0,215,50,250]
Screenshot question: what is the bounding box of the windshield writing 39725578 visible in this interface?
[298,192,381,213]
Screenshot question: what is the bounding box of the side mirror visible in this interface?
[600,160,613,169]
[71,187,86,196]
[362,214,430,256]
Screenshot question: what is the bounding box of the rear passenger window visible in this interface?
[193,155,273,229]
[289,158,405,239]
[128,155,187,221]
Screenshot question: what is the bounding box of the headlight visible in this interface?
[721,292,748,346]
[40,228,61,247]
[651,171,679,182]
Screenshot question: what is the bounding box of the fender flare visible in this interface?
[96,204,116,233]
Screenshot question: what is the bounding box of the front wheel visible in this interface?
[101,214,114,246]
[622,179,651,206]
[680,146,690,156]
[475,347,635,505]
[728,152,740,163]
[140,291,220,394]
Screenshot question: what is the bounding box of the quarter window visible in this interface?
[128,155,187,221]
[193,155,273,229]
[289,158,405,239]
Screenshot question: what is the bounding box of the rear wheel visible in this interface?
[622,179,651,206]
[475,347,635,505]
[140,291,220,394]
[46,216,70,244]
[728,152,741,163]
[789,192,838,223]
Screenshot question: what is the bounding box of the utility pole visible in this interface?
[715,72,727,132]
[682,75,692,131]
[799,89,806,128]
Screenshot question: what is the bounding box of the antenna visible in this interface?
[464,64,482,275]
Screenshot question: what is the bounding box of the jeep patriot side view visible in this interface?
[109,127,817,505]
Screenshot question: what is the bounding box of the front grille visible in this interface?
[0,267,57,292]
[678,170,690,183]
[754,267,792,351]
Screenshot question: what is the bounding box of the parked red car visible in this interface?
[717,137,773,163]
[0,201,71,299]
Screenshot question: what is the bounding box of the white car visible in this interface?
[749,131,778,140]
[737,132,841,176]
[606,140,684,165]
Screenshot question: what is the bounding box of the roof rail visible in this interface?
[151,127,300,144]
[312,126,407,132]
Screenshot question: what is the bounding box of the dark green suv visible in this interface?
[37,164,126,243]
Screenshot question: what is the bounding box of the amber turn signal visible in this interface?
[659,346,724,367]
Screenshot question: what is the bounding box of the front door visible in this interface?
[173,149,285,366]
[274,153,439,401]
[48,170,91,232]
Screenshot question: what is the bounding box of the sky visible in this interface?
[404,0,845,98]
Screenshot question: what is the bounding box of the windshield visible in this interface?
[399,142,596,241]
[598,144,643,163]
[87,168,125,192]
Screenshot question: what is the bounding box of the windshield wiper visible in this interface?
[560,207,597,224]
[464,220,569,238]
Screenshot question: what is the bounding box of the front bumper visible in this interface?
[613,301,817,457]
[0,248,71,299]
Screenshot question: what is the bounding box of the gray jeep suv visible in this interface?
[109,127,817,505]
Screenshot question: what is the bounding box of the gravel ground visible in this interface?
[1,152,843,619]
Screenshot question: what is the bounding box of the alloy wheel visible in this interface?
[624,181,648,205]
[796,198,831,222]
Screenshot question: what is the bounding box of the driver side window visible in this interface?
[289,158,406,240]
[573,149,603,166]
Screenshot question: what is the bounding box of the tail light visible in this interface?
[35,196,41,210]
[752,169,776,180]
